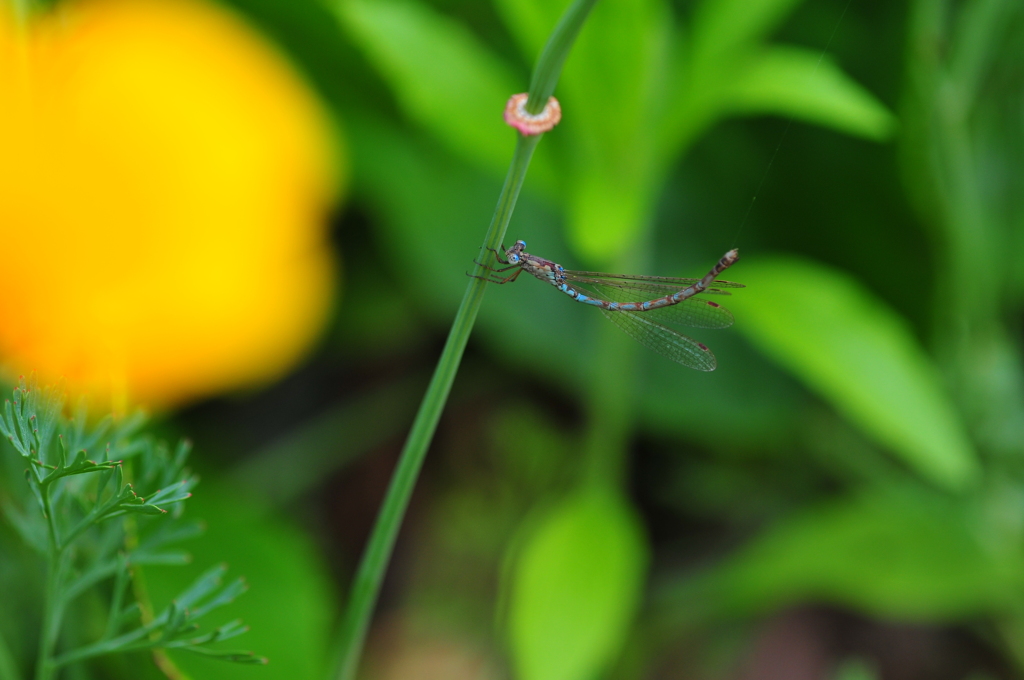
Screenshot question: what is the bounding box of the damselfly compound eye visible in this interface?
[473,244,741,372]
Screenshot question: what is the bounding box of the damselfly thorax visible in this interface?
[472,240,742,371]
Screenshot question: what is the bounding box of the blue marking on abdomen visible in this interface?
[559,284,585,300]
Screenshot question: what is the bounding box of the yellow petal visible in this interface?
[0,0,342,410]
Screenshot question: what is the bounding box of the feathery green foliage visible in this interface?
[0,379,263,680]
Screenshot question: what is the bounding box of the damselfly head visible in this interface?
[504,240,527,265]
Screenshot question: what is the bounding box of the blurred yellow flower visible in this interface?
[0,0,342,410]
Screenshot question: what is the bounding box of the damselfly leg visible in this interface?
[472,240,743,371]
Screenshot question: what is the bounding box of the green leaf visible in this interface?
[507,487,648,680]
[690,0,804,66]
[122,503,166,516]
[493,0,568,61]
[332,0,520,175]
[42,448,119,485]
[130,551,191,566]
[558,0,671,262]
[26,384,64,462]
[728,255,978,489]
[677,0,805,139]
[566,172,656,263]
[145,483,334,680]
[145,479,196,507]
[726,46,897,141]
[174,564,229,611]
[189,578,249,619]
[0,382,59,459]
[701,487,1024,619]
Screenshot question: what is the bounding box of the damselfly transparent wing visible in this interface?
[566,270,745,290]
[489,245,742,371]
[567,274,735,297]
[577,280,736,329]
[599,309,717,371]
[649,297,734,329]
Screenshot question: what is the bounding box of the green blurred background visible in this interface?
[4,0,1024,678]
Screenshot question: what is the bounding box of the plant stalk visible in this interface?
[527,0,600,113]
[34,480,65,680]
[329,2,600,678]
[329,134,539,680]
[34,549,63,680]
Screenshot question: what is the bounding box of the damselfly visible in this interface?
[473,241,742,371]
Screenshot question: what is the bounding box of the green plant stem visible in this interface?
[34,550,64,680]
[329,134,539,680]
[51,623,163,668]
[526,0,599,114]
[60,506,107,550]
[36,477,60,554]
[33,478,65,680]
[329,4,600,677]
